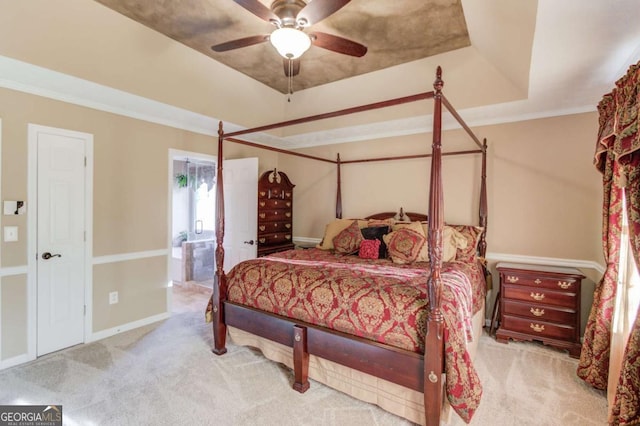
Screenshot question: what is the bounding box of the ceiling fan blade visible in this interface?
[211,35,269,52]
[297,0,351,26]
[233,0,279,22]
[310,32,367,57]
[283,58,300,77]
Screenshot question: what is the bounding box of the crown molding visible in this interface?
[0,55,596,150]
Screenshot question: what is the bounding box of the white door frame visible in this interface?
[167,149,217,311]
[27,124,93,360]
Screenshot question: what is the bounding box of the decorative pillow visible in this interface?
[392,221,429,262]
[358,239,381,259]
[447,225,484,262]
[333,220,364,254]
[316,218,354,250]
[360,225,390,258]
[383,228,427,264]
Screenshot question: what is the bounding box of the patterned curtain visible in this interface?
[578,61,640,425]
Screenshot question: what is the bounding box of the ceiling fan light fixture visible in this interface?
[270,27,311,59]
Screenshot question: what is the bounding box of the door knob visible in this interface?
[243,240,255,245]
[42,252,62,260]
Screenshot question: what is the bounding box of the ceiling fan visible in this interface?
[211,0,368,80]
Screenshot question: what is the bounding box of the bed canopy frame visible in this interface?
[210,67,488,426]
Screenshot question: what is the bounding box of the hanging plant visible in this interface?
[175,174,188,188]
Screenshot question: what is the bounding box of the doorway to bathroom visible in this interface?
[169,151,217,293]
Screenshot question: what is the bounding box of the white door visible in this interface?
[35,127,87,356]
[223,157,258,272]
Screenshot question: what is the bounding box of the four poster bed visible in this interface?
[207,67,489,425]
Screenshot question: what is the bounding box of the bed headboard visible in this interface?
[365,207,427,222]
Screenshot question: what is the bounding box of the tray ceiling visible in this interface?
[94,0,471,94]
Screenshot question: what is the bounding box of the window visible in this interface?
[614,196,640,338]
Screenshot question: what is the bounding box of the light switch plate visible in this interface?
[4,226,18,242]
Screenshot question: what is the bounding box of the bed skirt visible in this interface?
[227,303,485,425]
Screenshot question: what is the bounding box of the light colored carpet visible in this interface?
[0,308,607,425]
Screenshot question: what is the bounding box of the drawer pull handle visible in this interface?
[259,226,266,231]
[285,212,291,218]
[259,191,266,197]
[558,281,572,289]
[285,192,291,198]
[530,308,545,317]
[259,213,266,219]
[259,202,265,207]
[259,238,266,244]
[274,201,278,206]
[530,292,545,301]
[285,235,291,240]
[530,323,545,333]
[285,224,291,229]
[286,202,291,207]
[534,279,542,284]
[507,276,519,283]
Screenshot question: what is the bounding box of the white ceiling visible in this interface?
[0,0,638,148]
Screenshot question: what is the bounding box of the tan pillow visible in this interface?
[397,222,467,262]
[316,219,356,250]
[392,221,428,261]
[443,226,462,262]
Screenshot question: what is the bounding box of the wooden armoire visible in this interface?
[257,169,295,256]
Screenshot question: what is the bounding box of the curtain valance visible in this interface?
[595,62,640,173]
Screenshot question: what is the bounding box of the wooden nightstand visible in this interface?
[495,262,585,358]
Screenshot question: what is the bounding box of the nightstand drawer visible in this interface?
[502,315,576,341]
[502,274,579,292]
[503,285,577,308]
[502,300,576,323]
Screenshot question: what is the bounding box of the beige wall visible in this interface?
[0,86,279,359]
[279,112,603,332]
[1,275,27,359]
[283,112,602,264]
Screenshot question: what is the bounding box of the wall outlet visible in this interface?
[3,226,18,242]
[109,291,119,304]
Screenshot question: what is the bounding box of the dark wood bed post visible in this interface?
[212,121,228,355]
[336,153,342,219]
[424,66,445,426]
[479,138,488,259]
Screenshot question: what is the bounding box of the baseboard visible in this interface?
[88,311,171,342]
[0,265,28,277]
[0,353,34,371]
[291,239,606,275]
[293,237,322,245]
[92,249,170,265]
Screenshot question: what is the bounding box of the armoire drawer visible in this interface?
[258,210,292,222]
[258,222,292,234]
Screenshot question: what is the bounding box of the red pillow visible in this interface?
[359,239,381,259]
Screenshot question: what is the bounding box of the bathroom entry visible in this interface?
[171,154,217,291]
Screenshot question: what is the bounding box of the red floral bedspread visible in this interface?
[225,248,485,422]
